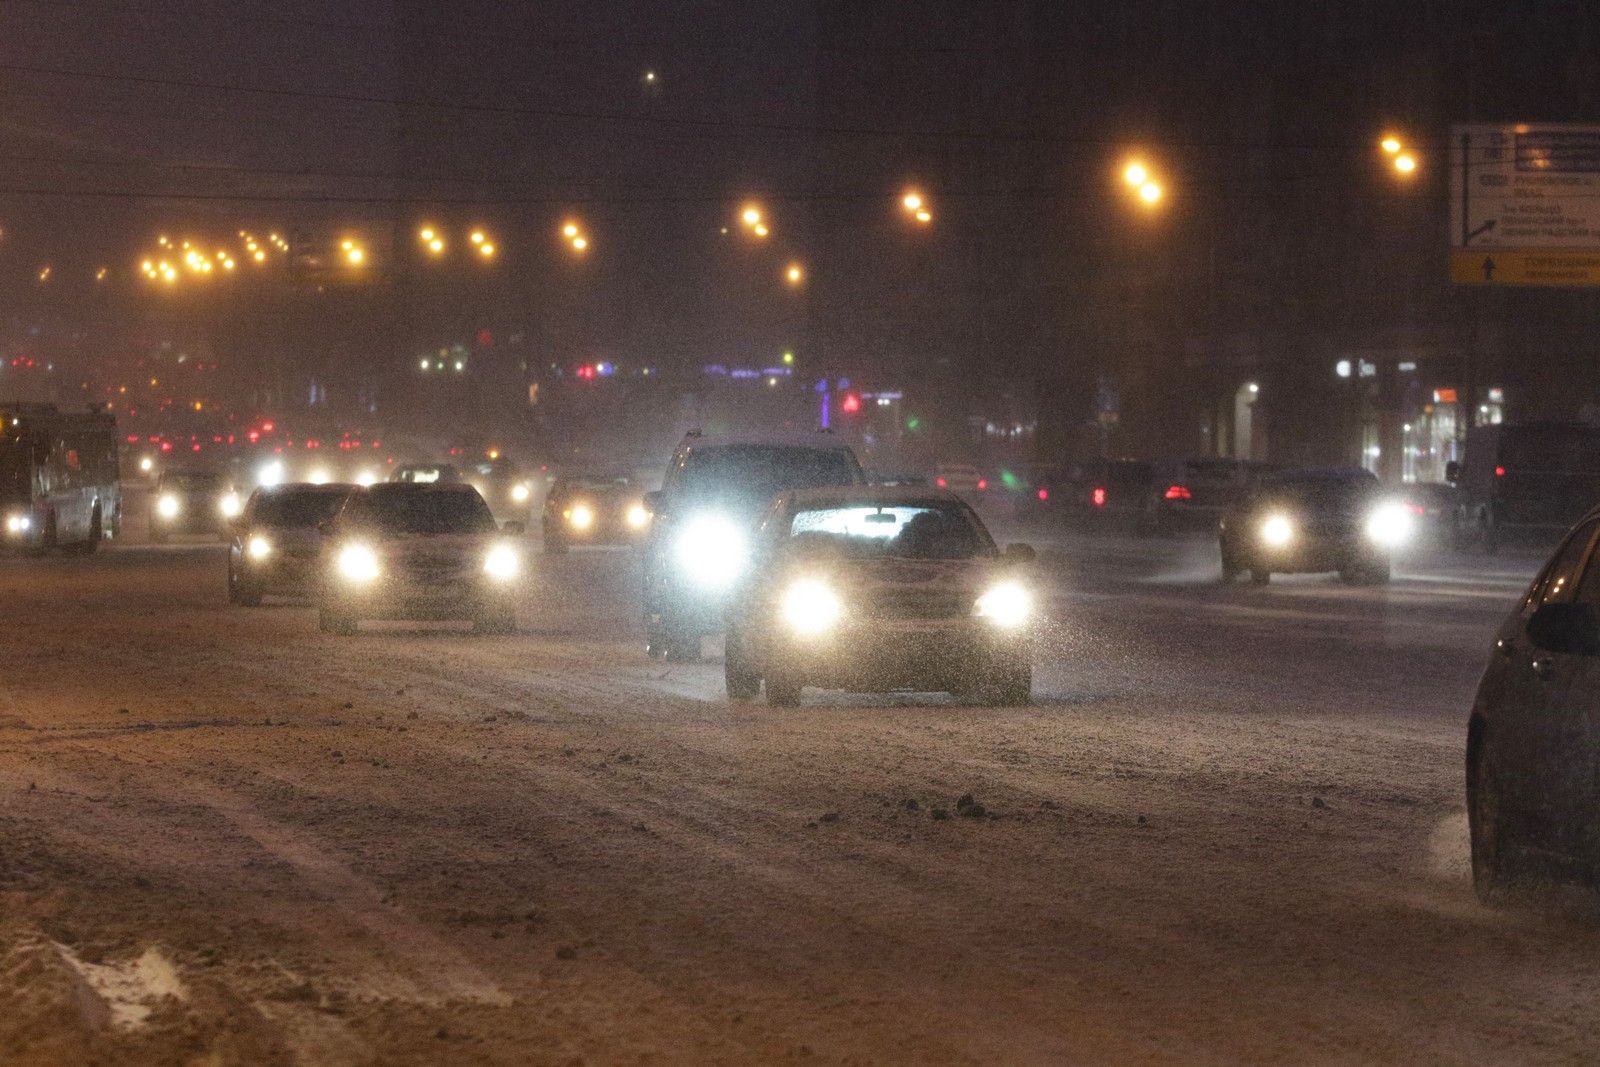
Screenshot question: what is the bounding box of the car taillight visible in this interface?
[1091,487,1107,507]
[1495,465,1506,477]
[1406,503,1426,515]
[936,477,948,488]
[977,479,988,490]
[1163,484,1191,501]
[1037,488,1049,502]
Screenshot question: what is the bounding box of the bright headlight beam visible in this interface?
[675,515,747,589]
[247,535,272,559]
[257,460,285,487]
[1366,503,1415,548]
[336,543,380,583]
[975,581,1032,627]
[219,492,242,518]
[781,578,843,635]
[625,503,651,529]
[156,494,181,519]
[511,483,531,503]
[568,503,595,530]
[1259,514,1294,547]
[484,543,520,580]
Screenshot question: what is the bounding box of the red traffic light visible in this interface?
[840,392,862,415]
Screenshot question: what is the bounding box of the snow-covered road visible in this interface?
[3,533,1590,1065]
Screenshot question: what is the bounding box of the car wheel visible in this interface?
[1248,566,1270,585]
[1469,738,1520,905]
[234,569,263,607]
[319,603,357,636]
[724,627,761,700]
[1220,546,1241,583]
[765,670,802,707]
[648,616,700,662]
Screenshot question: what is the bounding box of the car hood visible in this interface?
[255,526,325,552]
[363,533,502,561]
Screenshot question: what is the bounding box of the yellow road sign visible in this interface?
[1449,249,1600,286]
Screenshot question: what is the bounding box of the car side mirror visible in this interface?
[502,520,526,536]
[1527,602,1600,656]
[643,490,665,515]
[1002,543,1036,564]
[1444,461,1461,484]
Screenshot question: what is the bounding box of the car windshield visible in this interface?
[254,487,351,527]
[787,503,991,560]
[678,446,857,504]
[342,486,497,535]
[1258,476,1379,511]
[166,472,222,491]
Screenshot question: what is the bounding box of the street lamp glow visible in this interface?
[1393,153,1417,175]
[753,222,769,238]
[741,206,762,226]
[786,263,804,285]
[1138,180,1163,204]
[902,192,923,212]
[469,230,486,245]
[562,222,579,239]
[478,242,496,257]
[1380,135,1402,155]
[345,246,365,265]
[427,237,444,254]
[571,236,588,252]
[252,249,266,262]
[914,209,931,223]
[1123,161,1149,187]
[419,226,436,242]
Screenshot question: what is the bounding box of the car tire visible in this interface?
[233,569,263,607]
[1248,566,1270,586]
[648,617,700,662]
[765,670,802,707]
[724,628,761,700]
[1469,737,1520,906]
[1220,547,1241,583]
[65,508,101,556]
[319,603,357,636]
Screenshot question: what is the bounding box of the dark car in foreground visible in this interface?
[642,431,864,661]
[1468,508,1600,903]
[151,468,240,543]
[227,483,354,605]
[542,473,650,553]
[318,482,524,635]
[724,486,1036,706]
[1219,467,1411,585]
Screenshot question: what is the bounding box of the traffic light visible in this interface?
[840,392,862,415]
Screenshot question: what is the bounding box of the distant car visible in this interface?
[1065,458,1153,528]
[151,469,239,543]
[464,457,538,522]
[1467,507,1600,903]
[1218,467,1411,584]
[642,430,865,661]
[318,482,524,635]
[932,462,989,498]
[227,483,354,606]
[542,474,650,553]
[725,486,1036,706]
[1145,457,1270,532]
[1401,481,1458,547]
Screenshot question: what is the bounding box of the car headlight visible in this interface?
[257,460,285,487]
[974,581,1032,627]
[511,483,531,504]
[781,578,843,635]
[138,456,154,473]
[355,470,379,488]
[156,494,181,519]
[336,543,381,583]
[626,503,651,530]
[5,513,31,534]
[675,515,747,589]
[1366,503,1415,548]
[219,492,242,519]
[484,542,520,580]
[567,503,595,530]
[247,535,273,560]
[308,467,332,485]
[1259,514,1294,547]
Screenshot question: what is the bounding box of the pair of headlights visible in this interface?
[778,578,1033,635]
[5,513,31,535]
[563,502,652,531]
[156,492,241,520]
[1257,503,1415,549]
[333,542,521,584]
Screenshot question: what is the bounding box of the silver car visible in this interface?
[228,483,354,605]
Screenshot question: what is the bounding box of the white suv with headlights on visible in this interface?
[724,486,1036,706]
[642,431,864,661]
[318,483,524,635]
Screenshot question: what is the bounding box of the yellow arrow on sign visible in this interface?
[1450,249,1600,287]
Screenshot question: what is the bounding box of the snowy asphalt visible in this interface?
[4,524,1594,1065]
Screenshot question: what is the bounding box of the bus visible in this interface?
[1448,421,1600,552]
[0,403,121,553]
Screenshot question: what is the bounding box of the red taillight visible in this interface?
[1406,503,1426,516]
[1091,486,1107,507]
[936,477,948,488]
[977,478,988,490]
[1164,484,1192,501]
[1037,488,1049,502]
[1495,465,1506,478]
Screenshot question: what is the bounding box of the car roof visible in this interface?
[362,481,479,495]
[259,482,355,494]
[676,430,849,451]
[784,485,971,509]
